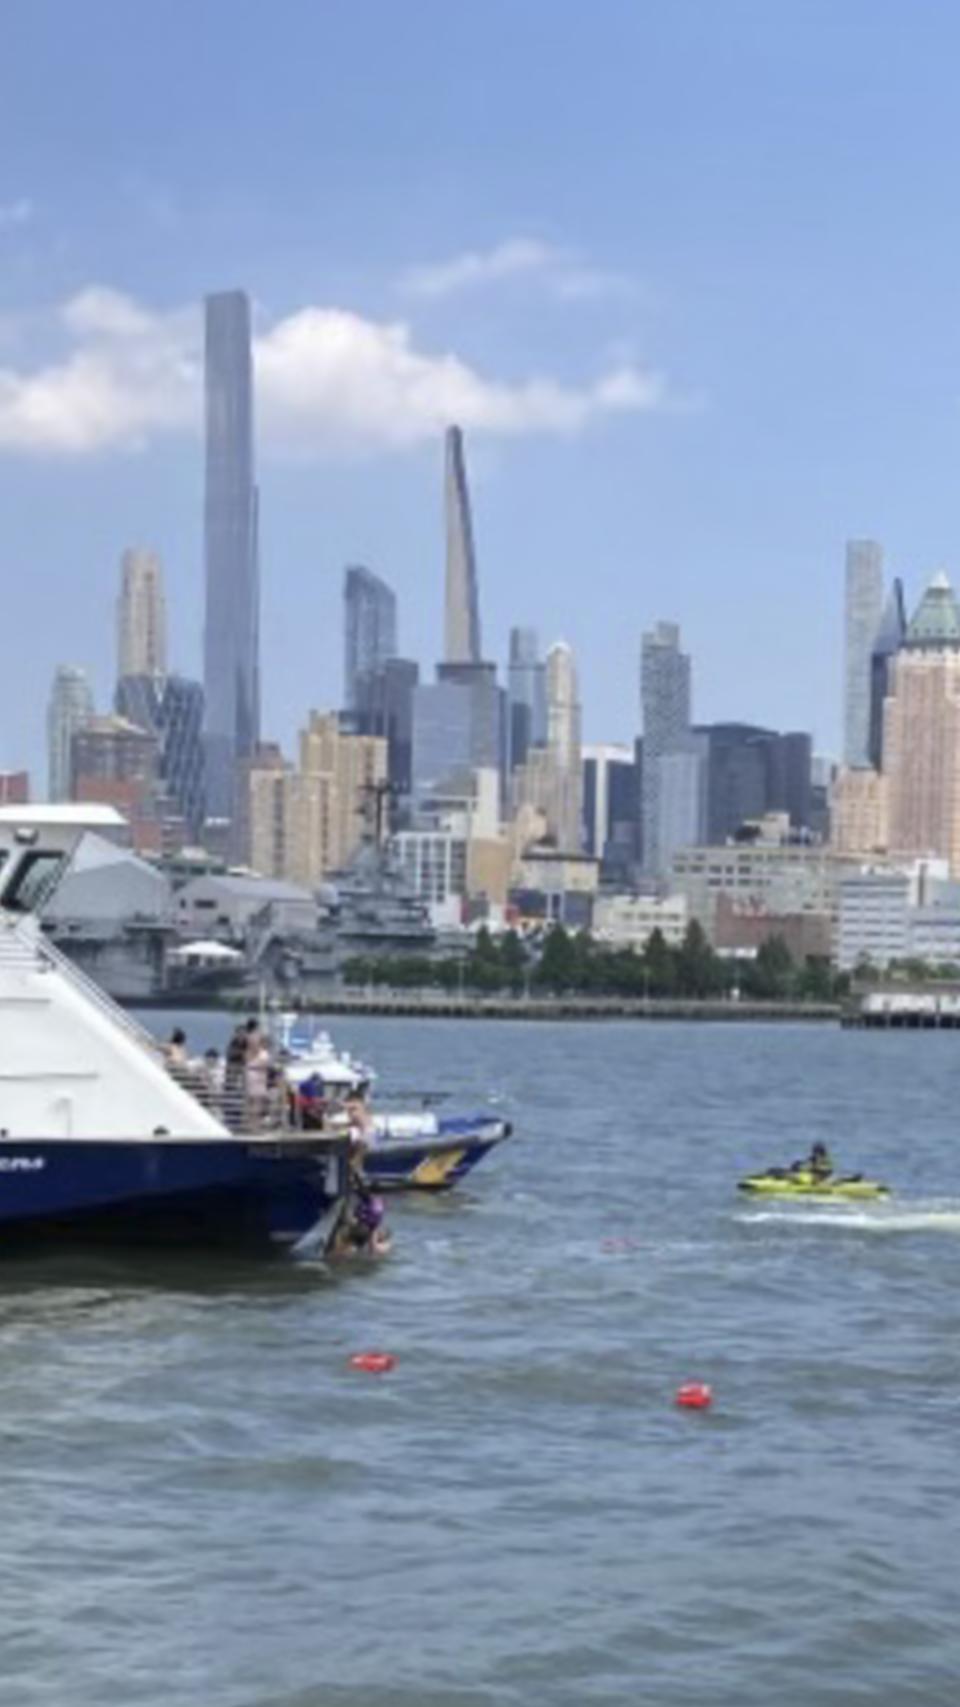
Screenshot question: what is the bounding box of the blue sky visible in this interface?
[2,0,960,780]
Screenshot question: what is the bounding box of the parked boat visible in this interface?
[0,808,350,1255]
[363,1128,509,1191]
[272,1010,511,1190]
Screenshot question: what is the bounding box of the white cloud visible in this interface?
[0,198,34,231]
[400,238,561,298]
[0,286,666,457]
[400,236,634,302]
[0,289,196,453]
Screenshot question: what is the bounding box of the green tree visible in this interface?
[465,925,504,991]
[675,919,721,998]
[499,929,528,993]
[795,955,835,1002]
[642,927,676,997]
[746,934,795,1000]
[535,923,578,992]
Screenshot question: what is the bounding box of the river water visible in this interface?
[3,1015,960,1706]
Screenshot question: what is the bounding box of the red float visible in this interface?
[675,1382,713,1410]
[349,1351,396,1374]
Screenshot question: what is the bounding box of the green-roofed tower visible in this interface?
[905,572,960,648]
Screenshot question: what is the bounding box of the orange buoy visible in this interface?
[349,1351,396,1375]
[675,1382,712,1410]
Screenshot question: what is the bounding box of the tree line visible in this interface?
[342,922,847,1002]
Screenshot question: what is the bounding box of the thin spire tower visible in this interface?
[444,424,482,664]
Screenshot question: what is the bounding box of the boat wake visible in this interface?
[737,1198,960,1234]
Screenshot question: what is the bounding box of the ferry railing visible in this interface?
[23,918,162,1056]
[0,915,49,974]
[164,1062,342,1139]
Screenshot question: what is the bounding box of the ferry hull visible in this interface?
[0,1138,348,1254]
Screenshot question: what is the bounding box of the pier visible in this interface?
[844,989,960,1029]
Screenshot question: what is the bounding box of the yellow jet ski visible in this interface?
[738,1167,891,1200]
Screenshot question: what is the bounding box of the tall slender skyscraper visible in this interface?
[47,664,94,802]
[844,539,884,768]
[117,548,167,682]
[343,566,398,710]
[444,425,481,664]
[641,621,692,876]
[203,289,259,826]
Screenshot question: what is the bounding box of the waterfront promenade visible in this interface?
[219,990,840,1022]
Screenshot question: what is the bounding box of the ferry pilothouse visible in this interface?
[0,806,350,1253]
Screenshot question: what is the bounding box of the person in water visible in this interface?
[330,1142,391,1257]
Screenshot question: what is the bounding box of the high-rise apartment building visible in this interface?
[117,548,167,682]
[844,539,884,768]
[47,664,94,802]
[507,627,547,771]
[247,744,294,881]
[545,642,583,850]
[203,289,259,828]
[444,425,481,664]
[343,566,398,711]
[884,573,960,873]
[640,621,692,876]
[830,767,889,856]
[248,714,387,885]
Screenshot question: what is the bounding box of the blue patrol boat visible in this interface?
[273,1013,511,1192]
[0,808,350,1254]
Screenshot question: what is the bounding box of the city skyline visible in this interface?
[10,5,960,775]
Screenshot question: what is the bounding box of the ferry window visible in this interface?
[3,851,66,913]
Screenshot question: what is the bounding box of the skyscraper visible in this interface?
[507,627,547,771]
[47,664,94,802]
[444,425,481,664]
[656,741,708,873]
[117,548,167,682]
[582,743,635,859]
[844,539,884,768]
[640,621,692,875]
[868,577,907,770]
[203,289,259,827]
[352,657,420,806]
[884,572,960,873]
[343,566,397,711]
[512,642,583,850]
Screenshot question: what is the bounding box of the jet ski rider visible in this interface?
[790,1141,834,1181]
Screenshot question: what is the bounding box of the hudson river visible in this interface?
[3,1016,960,1706]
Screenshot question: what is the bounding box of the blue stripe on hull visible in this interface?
[0,1139,348,1254]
